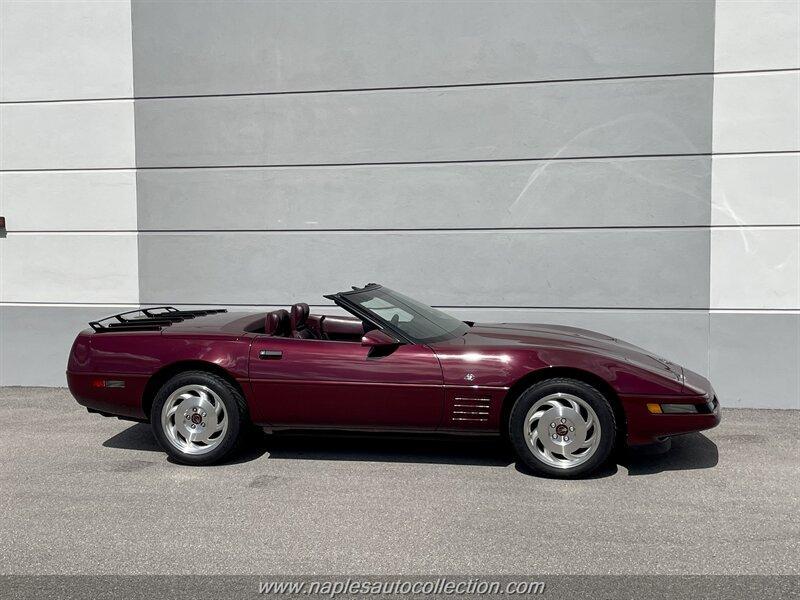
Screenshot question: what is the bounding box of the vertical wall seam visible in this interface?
[708,0,718,384]
[129,0,141,308]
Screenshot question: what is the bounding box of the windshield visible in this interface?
[342,287,469,343]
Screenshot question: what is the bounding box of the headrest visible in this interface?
[265,309,290,336]
[290,303,310,329]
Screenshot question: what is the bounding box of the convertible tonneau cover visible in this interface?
[88,306,228,333]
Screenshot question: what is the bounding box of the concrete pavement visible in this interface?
[1,387,797,576]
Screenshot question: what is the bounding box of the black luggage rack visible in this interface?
[89,306,228,333]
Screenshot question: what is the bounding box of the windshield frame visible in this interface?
[326,284,469,345]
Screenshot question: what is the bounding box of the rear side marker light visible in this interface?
[647,403,699,414]
[91,379,125,389]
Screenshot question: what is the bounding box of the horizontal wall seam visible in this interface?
[1,231,138,236]
[3,302,798,313]
[2,150,798,173]
[0,169,138,174]
[709,309,800,315]
[0,302,141,308]
[2,67,797,105]
[4,225,800,234]
[1,152,795,175]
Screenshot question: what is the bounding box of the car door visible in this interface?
[247,336,444,429]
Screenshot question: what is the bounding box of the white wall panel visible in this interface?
[0,101,136,171]
[714,0,800,72]
[711,228,800,309]
[0,0,134,102]
[0,171,137,231]
[0,234,139,304]
[710,2,800,409]
[712,154,800,226]
[712,71,800,153]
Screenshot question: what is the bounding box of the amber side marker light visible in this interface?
[648,403,700,414]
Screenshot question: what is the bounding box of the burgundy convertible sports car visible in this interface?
[68,284,720,477]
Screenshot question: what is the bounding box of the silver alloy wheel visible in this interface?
[161,384,228,455]
[523,392,601,469]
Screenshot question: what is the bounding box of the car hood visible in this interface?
[459,322,683,381]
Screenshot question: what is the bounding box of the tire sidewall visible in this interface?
[150,371,244,465]
[509,378,616,478]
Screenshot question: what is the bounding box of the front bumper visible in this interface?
[622,365,722,446]
[623,394,721,447]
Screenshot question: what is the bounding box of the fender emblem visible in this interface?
[464,373,475,382]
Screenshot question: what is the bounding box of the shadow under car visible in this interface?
[103,423,718,476]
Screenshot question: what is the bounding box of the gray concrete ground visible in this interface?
[0,387,798,576]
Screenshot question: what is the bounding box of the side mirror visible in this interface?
[361,329,399,348]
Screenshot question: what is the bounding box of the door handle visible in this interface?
[259,349,283,360]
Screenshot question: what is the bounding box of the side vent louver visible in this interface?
[450,397,491,423]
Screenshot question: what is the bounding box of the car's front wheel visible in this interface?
[509,378,617,478]
[151,371,247,465]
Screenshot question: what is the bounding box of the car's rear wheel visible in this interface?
[509,378,616,478]
[151,371,247,465]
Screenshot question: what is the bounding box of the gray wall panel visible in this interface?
[131,0,715,97]
[710,313,799,409]
[136,157,711,231]
[138,230,709,308]
[0,305,137,386]
[134,76,713,168]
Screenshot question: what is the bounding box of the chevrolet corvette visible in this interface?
[67,284,720,477]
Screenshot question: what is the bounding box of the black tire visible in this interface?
[508,378,617,478]
[150,370,249,465]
